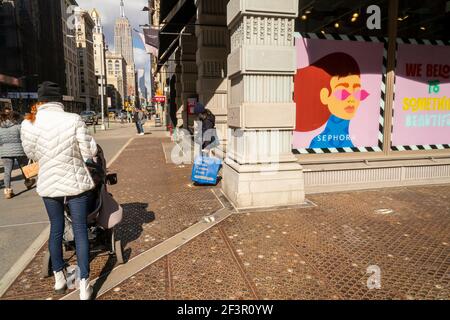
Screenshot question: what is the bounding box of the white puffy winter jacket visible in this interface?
[21,102,98,198]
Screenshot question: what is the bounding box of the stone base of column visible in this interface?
[212,145,226,159]
[222,159,305,210]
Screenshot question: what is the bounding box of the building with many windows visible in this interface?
[75,8,97,111]
[114,0,137,104]
[91,8,107,113]
[0,0,66,113]
[105,50,127,109]
[61,0,84,113]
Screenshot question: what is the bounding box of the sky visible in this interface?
[76,0,151,93]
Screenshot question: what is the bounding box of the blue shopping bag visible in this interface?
[191,155,222,185]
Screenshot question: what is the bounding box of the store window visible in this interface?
[293,0,450,157]
[396,0,450,41]
[391,0,450,151]
[294,0,390,154]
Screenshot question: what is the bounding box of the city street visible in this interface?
[0,122,136,283]
[1,122,448,300]
[0,0,449,304]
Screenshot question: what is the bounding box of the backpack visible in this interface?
[205,109,215,127]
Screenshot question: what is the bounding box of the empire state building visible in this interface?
[114,0,136,101]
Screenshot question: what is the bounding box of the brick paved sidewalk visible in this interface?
[97,185,449,300]
[1,133,222,300]
[1,131,449,300]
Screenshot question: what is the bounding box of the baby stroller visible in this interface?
[41,145,124,278]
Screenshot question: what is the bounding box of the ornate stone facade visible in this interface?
[195,0,229,154]
[180,28,198,129]
[222,0,305,209]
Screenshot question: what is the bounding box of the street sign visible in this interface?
[188,98,197,115]
[152,95,166,103]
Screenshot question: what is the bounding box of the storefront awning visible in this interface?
[157,0,196,72]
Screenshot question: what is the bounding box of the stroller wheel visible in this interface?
[41,251,52,278]
[115,239,124,265]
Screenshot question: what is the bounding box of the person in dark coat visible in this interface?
[0,105,35,199]
[133,108,145,135]
[195,103,218,150]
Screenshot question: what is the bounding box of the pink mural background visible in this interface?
[293,36,384,149]
[392,43,450,147]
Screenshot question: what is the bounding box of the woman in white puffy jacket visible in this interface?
[21,82,97,300]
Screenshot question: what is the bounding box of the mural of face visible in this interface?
[319,75,366,120]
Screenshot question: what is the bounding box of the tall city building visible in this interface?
[75,8,97,111]
[148,0,160,100]
[0,1,22,81]
[105,50,127,108]
[0,0,66,112]
[114,0,136,104]
[91,8,107,111]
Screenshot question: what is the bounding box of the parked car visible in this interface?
[80,110,99,125]
[108,107,120,117]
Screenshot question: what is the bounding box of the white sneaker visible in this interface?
[79,278,93,300]
[53,270,67,294]
[139,132,145,136]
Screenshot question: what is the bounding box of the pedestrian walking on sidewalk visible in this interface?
[0,105,35,199]
[133,108,145,135]
[21,81,97,300]
[120,109,125,124]
[127,110,132,123]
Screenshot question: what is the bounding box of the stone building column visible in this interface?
[174,48,184,128]
[195,0,229,155]
[223,0,305,209]
[180,28,198,129]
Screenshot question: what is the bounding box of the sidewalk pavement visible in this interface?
[1,125,449,300]
[0,123,137,287]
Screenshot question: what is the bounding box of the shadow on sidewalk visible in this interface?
[12,186,36,197]
[0,176,36,197]
[193,176,223,187]
[91,202,155,298]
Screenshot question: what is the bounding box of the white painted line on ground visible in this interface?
[162,142,173,164]
[61,207,233,300]
[106,137,134,168]
[0,225,50,297]
[0,221,49,229]
[211,189,226,210]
